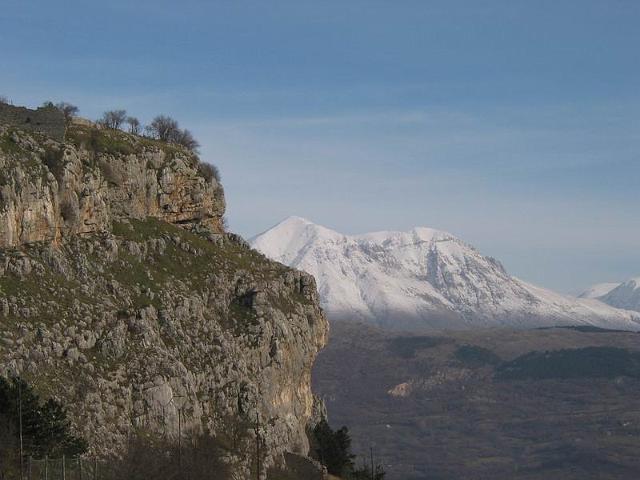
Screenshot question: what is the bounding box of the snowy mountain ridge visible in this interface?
[251,216,640,331]
[578,283,621,299]
[597,278,640,313]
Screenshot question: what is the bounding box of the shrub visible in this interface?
[43,145,66,182]
[60,198,79,223]
[98,159,121,185]
[197,162,220,183]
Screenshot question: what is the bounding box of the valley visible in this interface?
[313,321,640,479]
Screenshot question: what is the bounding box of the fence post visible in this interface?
[255,412,260,480]
[62,455,66,480]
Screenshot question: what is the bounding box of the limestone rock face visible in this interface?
[0,124,225,248]
[0,121,329,474]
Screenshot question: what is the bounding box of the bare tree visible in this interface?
[145,115,201,153]
[99,110,127,129]
[126,116,141,135]
[55,102,79,125]
[0,95,8,104]
[146,115,179,142]
[173,128,200,152]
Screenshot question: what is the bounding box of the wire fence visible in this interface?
[24,456,99,480]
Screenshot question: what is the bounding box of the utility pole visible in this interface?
[62,454,66,480]
[162,405,166,438]
[178,407,182,468]
[160,397,173,439]
[18,381,24,480]
[370,446,374,479]
[172,395,187,469]
[255,413,260,480]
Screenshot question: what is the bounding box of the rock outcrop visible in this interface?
[0,123,225,248]
[0,119,329,476]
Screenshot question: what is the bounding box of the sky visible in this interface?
[0,0,638,292]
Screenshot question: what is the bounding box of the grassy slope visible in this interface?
[0,218,305,399]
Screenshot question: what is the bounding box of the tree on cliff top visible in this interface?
[99,109,127,130]
[126,116,141,135]
[173,128,200,153]
[146,115,179,142]
[146,115,200,153]
[55,102,79,125]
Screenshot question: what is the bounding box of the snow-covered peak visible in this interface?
[251,218,640,331]
[354,226,452,244]
[578,282,621,299]
[599,277,640,313]
[251,216,343,264]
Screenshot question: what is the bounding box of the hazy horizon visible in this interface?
[1,0,638,293]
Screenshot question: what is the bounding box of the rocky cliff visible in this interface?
[0,121,329,474]
[0,122,225,247]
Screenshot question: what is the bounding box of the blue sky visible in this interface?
[1,0,638,292]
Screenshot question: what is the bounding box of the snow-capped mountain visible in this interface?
[598,278,640,313]
[251,217,640,331]
[578,283,620,299]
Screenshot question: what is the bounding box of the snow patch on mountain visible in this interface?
[251,217,640,331]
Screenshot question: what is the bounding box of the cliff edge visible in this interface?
[0,117,329,475]
[0,121,225,247]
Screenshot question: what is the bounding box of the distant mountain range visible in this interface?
[580,278,640,313]
[251,217,640,331]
